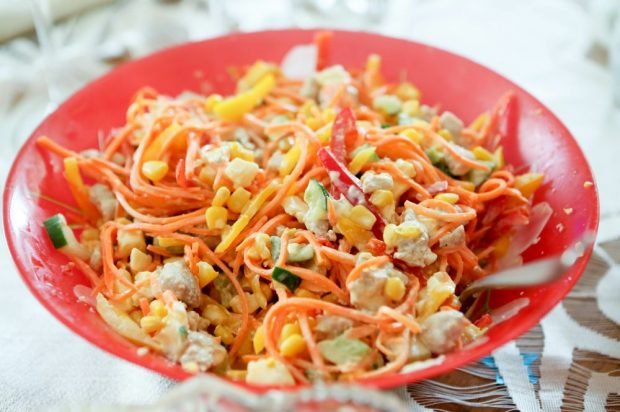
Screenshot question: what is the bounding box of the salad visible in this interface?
[37,31,546,385]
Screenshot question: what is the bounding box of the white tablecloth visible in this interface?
[1,0,619,410]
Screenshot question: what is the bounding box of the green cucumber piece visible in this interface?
[272,266,301,292]
[270,236,282,261]
[43,214,89,259]
[304,179,329,223]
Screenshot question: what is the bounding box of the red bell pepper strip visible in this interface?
[330,107,359,163]
[481,91,517,150]
[318,147,386,238]
[314,30,333,71]
[175,158,190,188]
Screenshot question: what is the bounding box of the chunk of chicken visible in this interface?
[419,310,468,354]
[157,260,201,308]
[180,331,227,372]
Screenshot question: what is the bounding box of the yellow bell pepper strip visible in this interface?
[514,173,544,198]
[215,183,278,254]
[63,157,100,221]
[143,122,183,161]
[214,74,276,122]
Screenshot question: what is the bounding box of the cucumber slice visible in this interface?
[286,243,315,262]
[272,266,301,292]
[43,214,89,259]
[270,236,282,261]
[304,179,329,210]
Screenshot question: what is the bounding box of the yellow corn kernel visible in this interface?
[247,233,271,261]
[199,166,216,186]
[494,147,505,169]
[226,370,248,381]
[458,180,476,192]
[155,236,185,251]
[395,221,422,239]
[197,261,219,288]
[129,309,142,324]
[322,108,336,123]
[279,144,301,177]
[202,304,228,325]
[230,293,259,314]
[437,129,453,141]
[141,160,169,182]
[294,288,319,299]
[337,216,373,246]
[280,334,306,357]
[280,323,301,343]
[469,112,489,132]
[253,325,265,354]
[472,146,494,161]
[366,53,381,73]
[182,362,199,374]
[348,205,377,230]
[204,94,223,112]
[369,190,394,209]
[212,187,231,207]
[214,324,234,345]
[514,173,544,198]
[384,277,406,301]
[434,193,459,205]
[401,99,420,117]
[305,116,322,131]
[81,227,99,242]
[383,223,398,247]
[348,147,377,174]
[129,248,152,274]
[322,293,339,304]
[316,122,333,144]
[205,206,228,230]
[399,128,423,144]
[230,142,255,162]
[299,100,317,118]
[149,300,167,318]
[396,82,421,101]
[227,187,251,214]
[493,234,511,258]
[140,315,164,334]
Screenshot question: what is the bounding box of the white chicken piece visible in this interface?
[439,225,466,249]
[348,256,408,312]
[419,310,468,354]
[89,184,117,221]
[180,331,227,372]
[315,315,354,338]
[386,209,437,268]
[361,171,394,194]
[154,301,190,362]
[156,260,201,308]
[439,111,465,144]
[444,143,475,176]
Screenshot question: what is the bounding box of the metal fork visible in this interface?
[459,232,595,301]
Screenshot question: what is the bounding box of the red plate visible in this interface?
[3,30,599,391]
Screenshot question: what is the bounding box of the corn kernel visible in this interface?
[383,224,398,247]
[253,325,265,354]
[214,324,234,345]
[348,147,377,174]
[140,315,163,334]
[149,300,167,318]
[205,206,228,229]
[399,128,423,144]
[384,277,406,301]
[366,53,381,73]
[434,193,459,205]
[182,362,199,373]
[203,304,228,325]
[199,166,216,185]
[155,236,185,250]
[494,147,505,169]
[514,173,544,198]
[322,108,336,123]
[227,188,251,213]
[280,333,306,357]
[459,181,476,192]
[305,116,322,131]
[212,187,231,207]
[197,261,219,287]
[279,144,301,177]
[401,99,420,117]
[469,112,489,131]
[316,122,333,144]
[280,323,301,343]
[395,221,422,239]
[230,142,255,162]
[294,288,319,299]
[349,205,377,230]
[395,159,416,177]
[494,234,511,258]
[226,370,248,380]
[129,248,152,274]
[369,190,394,209]
[141,160,169,182]
[247,233,272,261]
[230,293,259,314]
[80,227,99,242]
[129,309,142,324]
[437,129,453,141]
[396,82,421,101]
[472,146,494,161]
[337,216,373,246]
[322,293,339,304]
[204,94,223,112]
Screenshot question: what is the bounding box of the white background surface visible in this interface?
[0,0,619,410]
